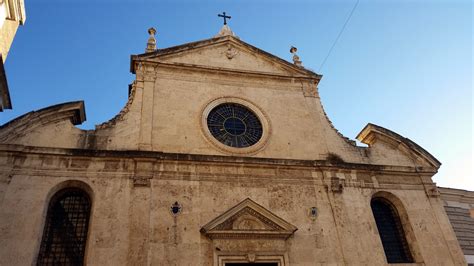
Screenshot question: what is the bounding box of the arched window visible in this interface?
[371,197,413,263]
[37,188,91,266]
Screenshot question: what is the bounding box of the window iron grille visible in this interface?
[37,188,91,266]
[371,198,413,263]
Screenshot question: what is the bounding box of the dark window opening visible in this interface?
[226,263,278,266]
[371,197,413,263]
[37,188,91,266]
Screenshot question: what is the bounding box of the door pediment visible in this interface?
[200,198,297,240]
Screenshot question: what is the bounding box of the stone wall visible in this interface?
[0,145,466,265]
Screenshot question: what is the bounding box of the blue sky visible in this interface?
[1,0,472,189]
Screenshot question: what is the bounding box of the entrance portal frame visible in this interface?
[218,253,286,266]
[201,198,297,266]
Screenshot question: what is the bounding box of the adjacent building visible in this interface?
[0,0,26,111]
[440,187,474,265]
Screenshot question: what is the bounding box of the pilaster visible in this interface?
[136,63,157,151]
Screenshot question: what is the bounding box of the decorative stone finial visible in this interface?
[215,25,238,38]
[146,27,157,53]
[290,46,302,66]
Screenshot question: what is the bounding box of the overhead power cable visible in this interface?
[318,0,360,72]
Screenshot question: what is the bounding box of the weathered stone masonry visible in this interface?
[0,25,467,265]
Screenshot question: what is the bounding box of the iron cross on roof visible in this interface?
[218,12,231,25]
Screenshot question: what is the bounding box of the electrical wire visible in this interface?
[318,0,360,72]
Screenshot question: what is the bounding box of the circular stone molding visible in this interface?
[200,97,271,155]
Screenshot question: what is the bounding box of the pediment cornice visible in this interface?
[356,123,441,169]
[0,101,85,143]
[130,35,321,80]
[200,198,297,240]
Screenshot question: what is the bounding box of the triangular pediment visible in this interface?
[200,198,297,240]
[132,36,321,78]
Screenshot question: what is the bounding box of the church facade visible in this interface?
[0,25,466,265]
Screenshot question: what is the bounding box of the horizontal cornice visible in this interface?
[135,59,319,83]
[0,144,437,175]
